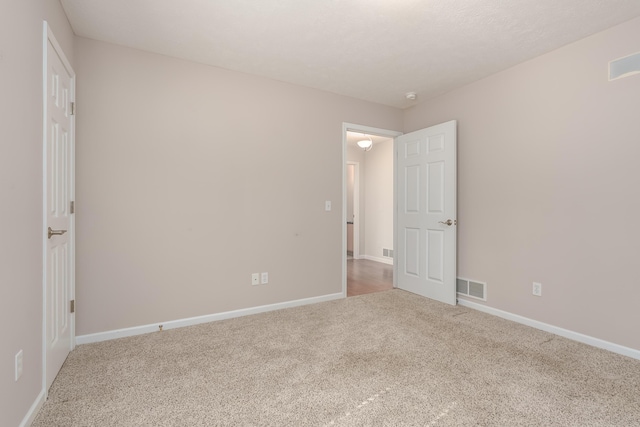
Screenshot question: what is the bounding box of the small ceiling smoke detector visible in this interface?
[405,92,417,100]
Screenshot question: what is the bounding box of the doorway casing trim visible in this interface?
[342,123,402,297]
[346,161,360,260]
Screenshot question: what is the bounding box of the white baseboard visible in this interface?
[361,255,394,265]
[76,292,344,345]
[19,388,45,427]
[458,298,640,361]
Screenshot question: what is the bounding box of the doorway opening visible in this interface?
[342,123,402,297]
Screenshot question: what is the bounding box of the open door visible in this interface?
[396,121,457,305]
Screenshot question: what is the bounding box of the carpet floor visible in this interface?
[33,290,640,426]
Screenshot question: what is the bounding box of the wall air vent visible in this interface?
[456,277,486,301]
[609,52,640,81]
[456,278,468,294]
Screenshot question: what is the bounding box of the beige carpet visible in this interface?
[33,290,640,426]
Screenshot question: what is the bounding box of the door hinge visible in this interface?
[70,102,75,115]
[70,299,75,314]
[70,201,75,214]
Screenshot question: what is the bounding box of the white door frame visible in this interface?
[342,123,402,296]
[346,161,360,259]
[42,21,76,395]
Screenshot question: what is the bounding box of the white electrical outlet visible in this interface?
[261,272,269,284]
[533,282,542,297]
[251,273,260,286]
[15,350,23,381]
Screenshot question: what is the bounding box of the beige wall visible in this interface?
[0,3,43,425]
[404,16,640,350]
[74,37,403,335]
[1,1,74,426]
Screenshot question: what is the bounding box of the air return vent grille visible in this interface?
[609,52,640,81]
[456,277,486,301]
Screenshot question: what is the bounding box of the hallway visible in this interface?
[347,259,393,297]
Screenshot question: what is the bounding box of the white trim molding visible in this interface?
[346,161,360,260]
[19,389,45,427]
[77,292,344,345]
[458,298,640,361]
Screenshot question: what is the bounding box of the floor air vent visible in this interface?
[456,277,486,301]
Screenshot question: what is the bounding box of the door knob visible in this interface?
[438,219,455,226]
[48,227,67,239]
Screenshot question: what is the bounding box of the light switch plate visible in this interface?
[325,201,331,211]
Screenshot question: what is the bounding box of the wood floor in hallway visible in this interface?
[347,258,394,297]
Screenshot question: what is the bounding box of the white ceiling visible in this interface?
[60,0,640,109]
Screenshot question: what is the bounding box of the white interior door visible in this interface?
[44,23,75,391]
[396,121,457,305]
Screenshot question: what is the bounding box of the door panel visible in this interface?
[427,230,444,282]
[405,165,420,213]
[427,161,445,213]
[404,228,420,276]
[396,121,457,305]
[45,31,75,391]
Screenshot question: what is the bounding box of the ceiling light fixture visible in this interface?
[405,92,417,100]
[357,134,373,151]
